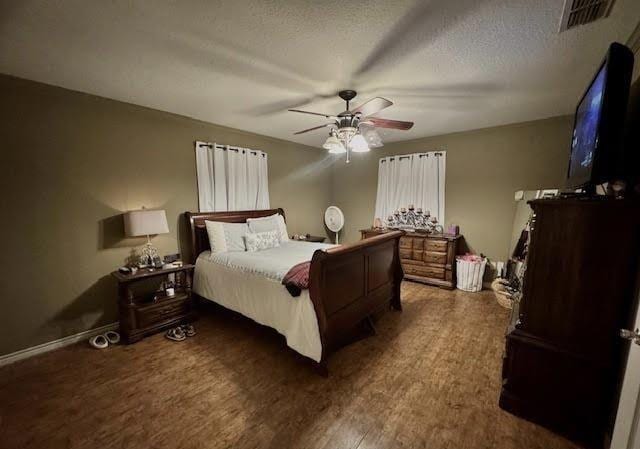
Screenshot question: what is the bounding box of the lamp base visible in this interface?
[139,241,160,267]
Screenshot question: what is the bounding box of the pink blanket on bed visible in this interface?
[282,261,310,297]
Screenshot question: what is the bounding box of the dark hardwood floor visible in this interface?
[0,282,580,449]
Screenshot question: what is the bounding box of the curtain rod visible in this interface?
[380,151,443,163]
[196,141,267,157]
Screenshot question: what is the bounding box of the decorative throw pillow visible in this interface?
[205,221,249,254]
[247,213,289,242]
[245,230,281,252]
[275,215,290,242]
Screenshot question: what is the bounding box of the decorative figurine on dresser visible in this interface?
[112,263,196,343]
[361,205,461,289]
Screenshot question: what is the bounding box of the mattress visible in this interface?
[193,241,334,362]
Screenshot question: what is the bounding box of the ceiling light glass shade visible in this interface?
[323,134,346,153]
[350,134,370,153]
[361,126,384,148]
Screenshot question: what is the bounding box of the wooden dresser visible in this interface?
[500,198,640,448]
[361,229,461,289]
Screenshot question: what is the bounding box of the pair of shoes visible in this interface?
[89,331,120,349]
[165,324,196,342]
[182,324,196,337]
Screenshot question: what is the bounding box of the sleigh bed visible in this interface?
[185,208,403,375]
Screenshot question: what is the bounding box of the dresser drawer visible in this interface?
[136,298,188,328]
[403,264,445,279]
[400,248,412,259]
[424,251,447,265]
[400,250,422,262]
[410,237,425,250]
[399,236,412,249]
[425,239,448,252]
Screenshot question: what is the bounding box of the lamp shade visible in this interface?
[124,209,170,237]
[350,134,370,152]
[323,134,346,154]
[361,125,384,148]
[327,142,347,154]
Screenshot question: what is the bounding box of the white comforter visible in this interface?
[193,241,335,362]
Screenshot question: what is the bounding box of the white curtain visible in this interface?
[196,142,270,212]
[374,151,446,224]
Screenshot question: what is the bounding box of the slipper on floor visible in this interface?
[165,327,186,342]
[89,334,109,349]
[181,324,196,337]
[104,330,121,345]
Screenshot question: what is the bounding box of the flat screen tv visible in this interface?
[566,42,634,191]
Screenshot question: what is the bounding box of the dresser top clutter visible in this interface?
[111,264,195,283]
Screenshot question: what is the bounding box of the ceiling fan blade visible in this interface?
[249,92,338,116]
[293,124,332,135]
[247,97,316,116]
[353,0,485,79]
[288,109,334,118]
[352,97,393,116]
[367,117,414,130]
[362,82,501,99]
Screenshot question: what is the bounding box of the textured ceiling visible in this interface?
[1,0,639,148]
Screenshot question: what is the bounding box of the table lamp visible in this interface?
[124,208,169,267]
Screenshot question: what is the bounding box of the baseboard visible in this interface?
[0,322,119,367]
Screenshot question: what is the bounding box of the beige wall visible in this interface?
[0,75,577,357]
[0,75,331,356]
[330,116,573,260]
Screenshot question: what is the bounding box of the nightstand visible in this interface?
[111,264,196,343]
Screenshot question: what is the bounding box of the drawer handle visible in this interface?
[159,308,173,315]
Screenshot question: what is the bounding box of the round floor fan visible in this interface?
[324,206,345,244]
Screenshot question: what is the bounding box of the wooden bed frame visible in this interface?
[185,208,403,375]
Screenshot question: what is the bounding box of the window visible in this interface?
[374,151,445,224]
[195,142,269,212]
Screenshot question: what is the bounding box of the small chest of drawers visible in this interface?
[361,229,461,289]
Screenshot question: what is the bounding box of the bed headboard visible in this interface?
[184,208,285,263]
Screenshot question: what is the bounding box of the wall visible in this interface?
[0,75,332,356]
[330,116,574,260]
[0,75,601,357]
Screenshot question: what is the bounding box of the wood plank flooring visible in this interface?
[0,282,581,449]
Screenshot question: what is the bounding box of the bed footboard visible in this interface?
[308,231,404,374]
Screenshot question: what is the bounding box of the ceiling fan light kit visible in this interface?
[350,134,370,153]
[290,90,414,163]
[323,131,346,154]
[361,125,383,148]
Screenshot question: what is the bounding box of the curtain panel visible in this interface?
[374,151,446,224]
[195,142,270,212]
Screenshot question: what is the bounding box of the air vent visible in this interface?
[559,0,616,32]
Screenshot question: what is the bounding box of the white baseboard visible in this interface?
[0,322,119,367]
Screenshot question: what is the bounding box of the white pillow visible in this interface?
[247,213,289,242]
[204,221,249,254]
[245,230,281,252]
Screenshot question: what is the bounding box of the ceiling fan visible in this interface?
[289,90,414,163]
